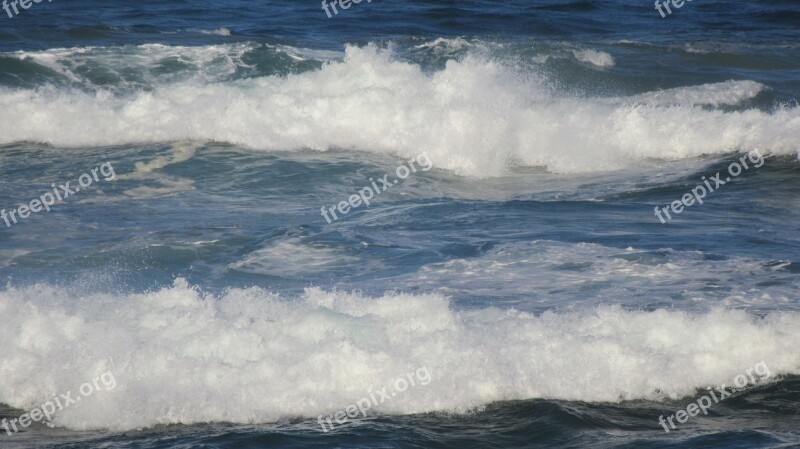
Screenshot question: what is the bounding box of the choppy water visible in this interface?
[1,1,799,448]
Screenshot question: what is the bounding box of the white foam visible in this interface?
[199,28,232,36]
[1,44,799,176]
[12,42,257,89]
[123,141,200,178]
[228,239,359,276]
[0,279,797,431]
[622,80,766,107]
[399,241,800,312]
[271,44,344,62]
[115,142,200,199]
[571,49,615,67]
[411,37,480,57]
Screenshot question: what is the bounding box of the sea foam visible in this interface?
[0,44,798,176]
[0,279,797,431]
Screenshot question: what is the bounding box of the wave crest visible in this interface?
[0,44,798,175]
[0,279,798,431]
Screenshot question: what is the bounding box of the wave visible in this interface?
[0,279,797,431]
[0,44,798,175]
[617,80,766,107]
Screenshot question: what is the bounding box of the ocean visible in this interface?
[1,0,799,448]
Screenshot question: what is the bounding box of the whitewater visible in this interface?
[1,44,798,176]
[0,279,797,431]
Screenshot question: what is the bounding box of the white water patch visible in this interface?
[198,28,232,36]
[228,239,359,276]
[11,42,257,89]
[0,44,799,176]
[571,49,615,68]
[402,241,800,312]
[119,141,201,179]
[0,279,797,431]
[413,37,473,52]
[529,46,615,68]
[622,80,766,107]
[410,37,488,58]
[115,141,201,198]
[271,44,344,62]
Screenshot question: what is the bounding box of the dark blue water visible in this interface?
[1,1,799,448]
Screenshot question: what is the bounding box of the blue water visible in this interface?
[1,1,799,448]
